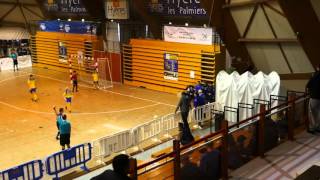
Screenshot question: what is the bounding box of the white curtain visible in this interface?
[216,71,280,123]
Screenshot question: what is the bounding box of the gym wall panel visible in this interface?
[246,6,274,39]
[281,43,314,73]
[246,43,290,74]
[230,6,255,36]
[265,6,296,39]
[123,39,222,94]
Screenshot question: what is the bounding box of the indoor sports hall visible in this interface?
[0,0,320,180]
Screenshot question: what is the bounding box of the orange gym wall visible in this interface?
[123,39,223,94]
[32,31,102,72]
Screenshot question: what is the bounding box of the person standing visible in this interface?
[92,70,99,89]
[71,71,78,92]
[11,49,18,72]
[27,74,38,102]
[53,106,64,140]
[175,91,194,145]
[59,114,71,150]
[306,64,320,134]
[63,88,73,113]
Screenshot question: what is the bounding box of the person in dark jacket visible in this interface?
[91,154,132,180]
[199,143,221,180]
[175,91,194,145]
[181,155,204,179]
[306,64,320,134]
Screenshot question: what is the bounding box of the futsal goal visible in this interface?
[69,51,113,89]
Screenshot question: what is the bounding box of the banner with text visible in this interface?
[43,0,87,16]
[164,26,212,45]
[105,0,129,19]
[164,53,179,80]
[148,0,206,16]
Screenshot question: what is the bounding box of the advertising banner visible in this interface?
[148,0,206,16]
[164,25,212,45]
[39,21,97,35]
[164,53,178,80]
[58,42,68,63]
[105,0,129,19]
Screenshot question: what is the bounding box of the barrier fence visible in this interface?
[0,160,43,180]
[92,102,216,159]
[45,143,92,179]
[0,91,309,180]
[130,91,309,180]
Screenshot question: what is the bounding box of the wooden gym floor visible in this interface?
[0,67,178,170]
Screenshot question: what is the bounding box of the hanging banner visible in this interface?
[44,0,87,15]
[39,21,97,35]
[58,42,68,63]
[164,26,212,45]
[148,0,206,16]
[105,0,129,19]
[164,53,178,80]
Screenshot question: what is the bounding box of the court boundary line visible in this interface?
[23,68,176,107]
[0,100,161,115]
[0,72,167,115]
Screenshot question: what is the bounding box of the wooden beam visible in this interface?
[201,0,254,73]
[238,38,298,43]
[263,2,286,18]
[242,4,258,38]
[18,0,28,28]
[0,21,26,27]
[34,0,54,19]
[280,73,313,80]
[23,5,44,19]
[0,1,37,7]
[279,0,320,69]
[261,4,293,73]
[0,4,17,22]
[223,0,276,8]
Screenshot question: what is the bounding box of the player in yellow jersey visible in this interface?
[27,74,38,102]
[92,70,99,89]
[63,87,73,113]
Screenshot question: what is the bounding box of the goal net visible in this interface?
[69,53,113,89]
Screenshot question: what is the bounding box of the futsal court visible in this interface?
[0,66,178,170]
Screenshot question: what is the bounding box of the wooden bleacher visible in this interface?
[32,31,102,73]
[123,39,223,94]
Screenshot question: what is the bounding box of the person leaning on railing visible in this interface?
[306,64,320,134]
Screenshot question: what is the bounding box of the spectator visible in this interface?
[91,154,132,180]
[194,89,206,128]
[206,82,215,103]
[306,64,320,134]
[181,155,204,179]
[199,143,220,180]
[195,81,203,93]
[175,91,194,145]
[59,114,71,150]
